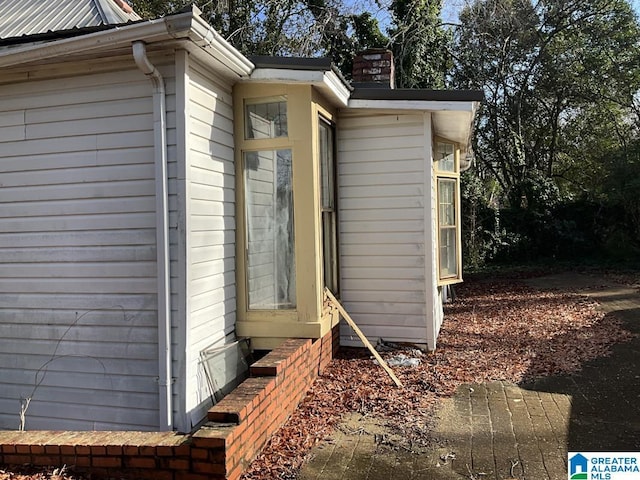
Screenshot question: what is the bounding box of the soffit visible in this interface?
[432,110,477,146]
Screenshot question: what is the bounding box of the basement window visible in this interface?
[200,338,253,403]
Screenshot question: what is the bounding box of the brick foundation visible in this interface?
[0,325,339,480]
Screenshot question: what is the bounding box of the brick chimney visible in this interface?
[352,49,395,89]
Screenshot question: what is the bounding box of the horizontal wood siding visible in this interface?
[184,61,237,426]
[0,67,160,430]
[338,114,428,346]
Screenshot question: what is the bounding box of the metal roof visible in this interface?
[0,0,140,40]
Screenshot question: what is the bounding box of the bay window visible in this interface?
[234,82,341,348]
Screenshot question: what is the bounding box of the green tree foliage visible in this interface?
[453,0,640,263]
[389,0,451,88]
[455,0,640,203]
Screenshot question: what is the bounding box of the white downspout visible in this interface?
[132,41,173,431]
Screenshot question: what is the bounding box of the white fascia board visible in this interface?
[250,67,325,83]
[169,12,253,78]
[348,98,479,112]
[249,67,350,107]
[322,70,350,106]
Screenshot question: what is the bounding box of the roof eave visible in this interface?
[346,98,480,147]
[166,8,253,78]
[0,19,168,68]
[350,88,484,103]
[432,108,479,148]
[247,67,350,107]
[347,98,481,112]
[0,7,253,79]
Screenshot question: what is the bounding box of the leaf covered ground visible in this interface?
[241,276,635,479]
[1,275,636,480]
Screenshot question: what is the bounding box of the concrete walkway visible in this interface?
[298,273,640,479]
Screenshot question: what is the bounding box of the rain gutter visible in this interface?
[0,6,253,78]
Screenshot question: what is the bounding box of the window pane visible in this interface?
[322,212,338,292]
[244,149,296,309]
[439,227,458,278]
[439,179,455,226]
[435,142,455,172]
[319,120,335,209]
[245,99,287,139]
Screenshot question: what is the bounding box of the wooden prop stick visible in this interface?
[324,287,403,388]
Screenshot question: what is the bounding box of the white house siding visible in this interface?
[423,113,444,350]
[181,58,237,428]
[337,113,435,347]
[0,67,160,431]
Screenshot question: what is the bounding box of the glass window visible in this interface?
[245,98,288,139]
[435,140,462,284]
[319,118,338,293]
[319,120,334,210]
[244,149,296,309]
[438,178,459,279]
[435,141,455,172]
